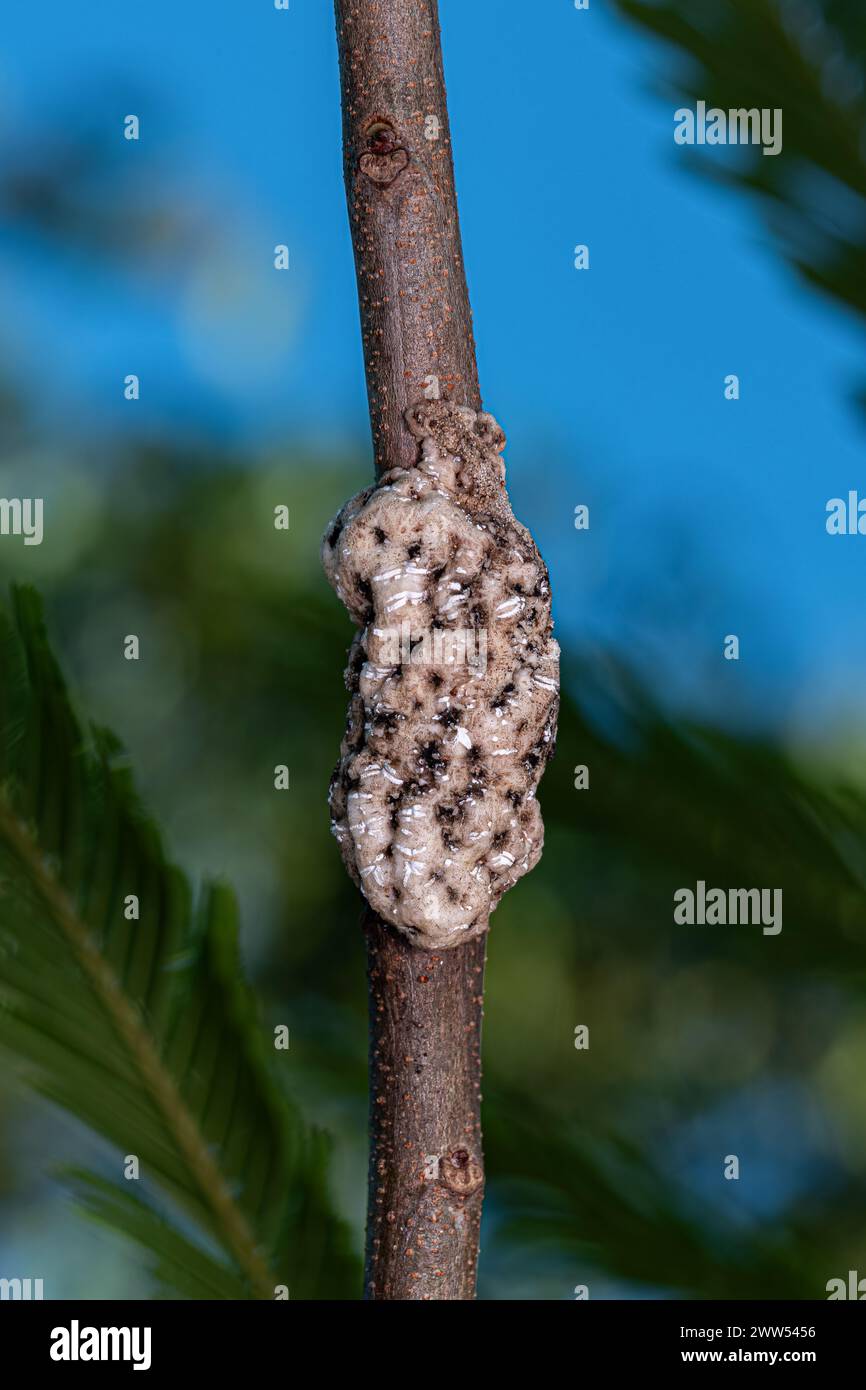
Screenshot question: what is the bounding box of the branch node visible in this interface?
[437,1148,484,1197]
[358,120,410,186]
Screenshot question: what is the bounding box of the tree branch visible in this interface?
[334,0,481,474]
[333,0,488,1300]
[364,912,485,1299]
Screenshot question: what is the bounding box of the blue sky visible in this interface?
[1,0,865,741]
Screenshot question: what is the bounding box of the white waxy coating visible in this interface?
[322,401,559,948]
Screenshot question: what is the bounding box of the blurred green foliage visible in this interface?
[2,440,866,1299]
[0,586,357,1299]
[3,1,866,1298]
[613,1,866,388]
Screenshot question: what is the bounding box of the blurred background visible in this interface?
[1,0,866,1299]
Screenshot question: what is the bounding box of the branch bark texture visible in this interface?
[334,0,480,474]
[334,0,488,1300]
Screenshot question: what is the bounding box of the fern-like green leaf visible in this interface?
[0,585,359,1299]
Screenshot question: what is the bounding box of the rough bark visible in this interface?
[364,912,485,1299]
[334,0,481,475]
[333,0,489,1299]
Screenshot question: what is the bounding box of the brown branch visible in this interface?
[333,0,489,1299]
[334,0,480,475]
[365,912,485,1300]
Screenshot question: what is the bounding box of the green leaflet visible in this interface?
[0,585,359,1299]
[63,1170,253,1301]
